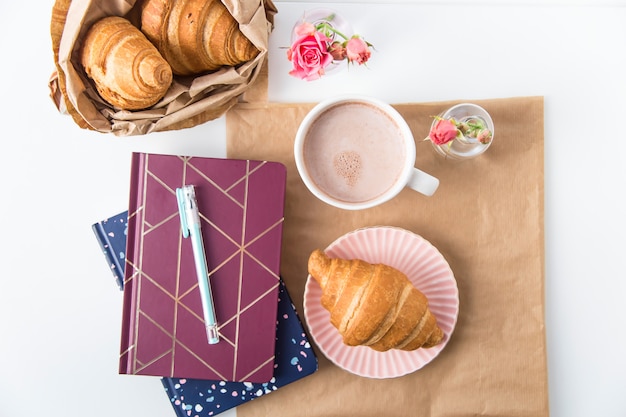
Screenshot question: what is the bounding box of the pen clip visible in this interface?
[176,186,191,238]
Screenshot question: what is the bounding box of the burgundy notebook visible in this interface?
[119,153,286,383]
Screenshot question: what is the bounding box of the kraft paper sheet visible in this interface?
[225,96,548,417]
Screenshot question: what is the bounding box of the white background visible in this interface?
[0,1,625,417]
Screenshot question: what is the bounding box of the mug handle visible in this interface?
[406,168,439,197]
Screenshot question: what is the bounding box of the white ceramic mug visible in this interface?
[294,95,439,210]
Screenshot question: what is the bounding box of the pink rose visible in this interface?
[345,37,371,65]
[477,129,493,144]
[293,22,316,38]
[429,119,458,145]
[287,31,333,81]
[329,41,347,61]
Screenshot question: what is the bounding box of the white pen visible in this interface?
[176,185,220,344]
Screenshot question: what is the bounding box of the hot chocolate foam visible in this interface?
[333,151,361,187]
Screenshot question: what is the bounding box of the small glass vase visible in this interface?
[291,8,353,75]
[430,103,495,160]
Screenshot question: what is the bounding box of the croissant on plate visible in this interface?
[80,16,173,110]
[140,0,259,76]
[308,249,444,352]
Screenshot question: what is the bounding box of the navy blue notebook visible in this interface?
[92,211,127,290]
[92,211,318,417]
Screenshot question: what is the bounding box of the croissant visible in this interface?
[140,0,259,75]
[80,16,173,110]
[308,249,444,352]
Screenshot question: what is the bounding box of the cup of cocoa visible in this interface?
[294,95,439,210]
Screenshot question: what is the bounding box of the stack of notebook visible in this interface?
[92,153,317,416]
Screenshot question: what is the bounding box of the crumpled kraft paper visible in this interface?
[48,0,277,136]
[225,96,549,417]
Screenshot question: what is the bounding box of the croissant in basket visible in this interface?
[308,249,444,352]
[140,0,260,76]
[80,16,173,110]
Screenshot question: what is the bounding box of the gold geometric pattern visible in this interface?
[119,153,286,382]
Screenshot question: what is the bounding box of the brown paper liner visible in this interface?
[50,0,92,130]
[226,96,549,417]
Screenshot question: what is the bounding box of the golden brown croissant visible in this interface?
[80,16,173,110]
[140,0,259,75]
[308,249,444,352]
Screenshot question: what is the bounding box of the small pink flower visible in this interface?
[293,22,316,38]
[477,129,493,144]
[345,37,371,65]
[286,18,374,80]
[287,31,334,81]
[428,119,459,145]
[328,41,347,61]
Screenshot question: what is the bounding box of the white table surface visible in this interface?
[1,1,625,416]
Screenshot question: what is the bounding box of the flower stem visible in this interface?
[316,21,349,41]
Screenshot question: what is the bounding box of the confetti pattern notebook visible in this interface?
[120,153,286,383]
[92,211,127,290]
[161,281,318,417]
[93,210,318,417]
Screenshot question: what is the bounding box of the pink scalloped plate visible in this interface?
[303,226,459,379]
